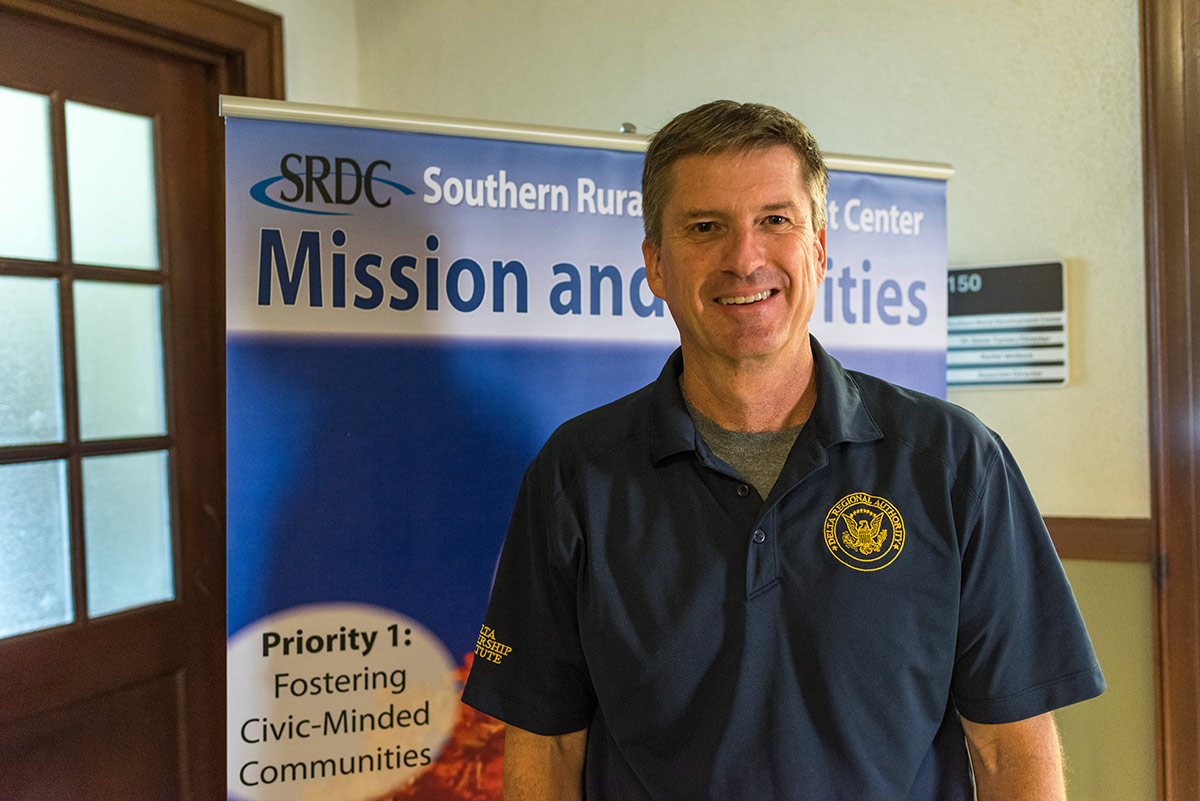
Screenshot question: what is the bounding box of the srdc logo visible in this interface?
[823,493,905,572]
[250,154,414,216]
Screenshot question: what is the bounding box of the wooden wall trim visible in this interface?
[1045,517,1155,563]
[2,0,284,98]
[1141,0,1200,798]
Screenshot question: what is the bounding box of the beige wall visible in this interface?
[1059,560,1157,800]
[254,1,1157,796]
[352,0,1148,519]
[248,0,361,107]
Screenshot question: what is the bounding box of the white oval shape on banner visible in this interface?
[227,603,457,801]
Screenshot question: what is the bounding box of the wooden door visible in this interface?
[0,3,281,798]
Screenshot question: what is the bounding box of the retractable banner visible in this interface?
[224,102,947,801]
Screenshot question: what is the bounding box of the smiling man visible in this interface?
[461,100,1104,800]
[642,144,826,434]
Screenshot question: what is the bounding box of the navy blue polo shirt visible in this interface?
[462,338,1104,800]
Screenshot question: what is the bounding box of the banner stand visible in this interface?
[222,96,951,801]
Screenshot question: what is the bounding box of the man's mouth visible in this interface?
[716,289,776,306]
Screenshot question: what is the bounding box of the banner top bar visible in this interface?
[219,96,650,152]
[219,96,954,180]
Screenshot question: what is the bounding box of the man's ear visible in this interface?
[813,227,828,284]
[642,239,667,300]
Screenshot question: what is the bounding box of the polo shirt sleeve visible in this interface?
[950,434,1105,724]
[460,455,597,735]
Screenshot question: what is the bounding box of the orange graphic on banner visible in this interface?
[375,653,505,801]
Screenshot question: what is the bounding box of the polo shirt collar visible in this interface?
[647,337,882,466]
[806,336,883,448]
[647,349,699,464]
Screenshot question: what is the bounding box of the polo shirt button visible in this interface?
[752,530,766,543]
[737,484,750,497]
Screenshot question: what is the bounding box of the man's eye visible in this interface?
[691,221,716,234]
[764,215,787,226]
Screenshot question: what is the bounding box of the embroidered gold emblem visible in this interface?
[474,625,512,664]
[823,493,905,571]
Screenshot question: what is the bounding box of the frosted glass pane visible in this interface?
[84,450,173,616]
[75,281,166,440]
[0,460,72,638]
[65,102,158,269]
[0,86,57,261]
[0,276,64,445]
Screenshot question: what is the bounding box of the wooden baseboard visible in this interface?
[1044,516,1155,562]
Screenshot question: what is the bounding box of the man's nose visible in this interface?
[724,224,767,277]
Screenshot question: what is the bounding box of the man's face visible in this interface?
[642,145,827,372]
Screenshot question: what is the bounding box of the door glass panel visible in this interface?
[0,86,57,262]
[0,276,64,445]
[83,450,173,616]
[64,101,159,270]
[0,460,72,638]
[74,280,166,440]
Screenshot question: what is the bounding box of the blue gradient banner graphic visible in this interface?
[224,110,947,800]
[812,170,949,393]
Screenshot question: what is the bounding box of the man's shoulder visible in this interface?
[530,380,658,480]
[843,367,1001,468]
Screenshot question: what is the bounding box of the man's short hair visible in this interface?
[641,100,829,246]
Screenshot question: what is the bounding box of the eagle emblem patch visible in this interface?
[823,493,905,571]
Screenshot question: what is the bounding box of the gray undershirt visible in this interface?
[681,379,803,500]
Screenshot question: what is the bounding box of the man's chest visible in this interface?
[572,452,967,729]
